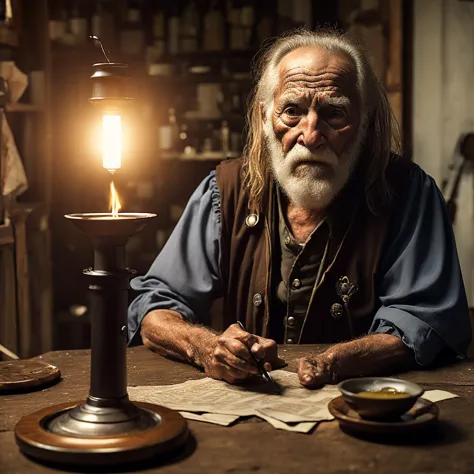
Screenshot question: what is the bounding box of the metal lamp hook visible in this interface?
[89,35,112,63]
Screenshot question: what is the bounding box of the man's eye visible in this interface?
[283,106,300,117]
[328,108,345,118]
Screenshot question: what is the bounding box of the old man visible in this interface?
[128,29,471,387]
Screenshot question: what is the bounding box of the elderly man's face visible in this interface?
[264,46,364,210]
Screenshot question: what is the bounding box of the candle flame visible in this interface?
[110,181,121,218]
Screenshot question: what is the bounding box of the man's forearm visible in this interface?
[140,309,218,368]
[322,334,417,383]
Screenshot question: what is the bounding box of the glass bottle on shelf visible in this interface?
[120,1,145,55]
[152,5,166,56]
[201,122,215,154]
[228,0,243,50]
[203,0,224,51]
[168,4,180,55]
[180,1,198,53]
[241,0,255,48]
[158,108,179,154]
[146,5,168,74]
[221,120,230,155]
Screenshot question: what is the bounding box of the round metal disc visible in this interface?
[0,360,60,393]
[15,401,188,466]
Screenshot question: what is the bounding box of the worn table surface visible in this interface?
[1,345,474,474]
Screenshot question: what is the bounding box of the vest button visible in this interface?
[286,338,294,344]
[292,278,301,289]
[245,213,259,227]
[253,293,263,307]
[330,303,344,319]
[287,316,296,327]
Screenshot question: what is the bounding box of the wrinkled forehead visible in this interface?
[275,46,359,102]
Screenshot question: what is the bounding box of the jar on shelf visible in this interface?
[203,0,224,51]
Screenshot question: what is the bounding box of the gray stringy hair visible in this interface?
[242,28,402,214]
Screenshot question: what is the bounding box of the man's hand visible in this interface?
[203,323,285,384]
[298,353,335,388]
[297,334,416,389]
[141,311,285,385]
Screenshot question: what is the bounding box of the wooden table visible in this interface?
[1,345,474,473]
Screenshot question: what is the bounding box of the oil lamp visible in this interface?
[14,41,188,466]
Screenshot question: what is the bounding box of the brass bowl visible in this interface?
[338,377,424,420]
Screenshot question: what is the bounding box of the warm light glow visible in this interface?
[102,115,122,170]
[110,181,122,218]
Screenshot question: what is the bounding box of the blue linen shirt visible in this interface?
[128,165,472,366]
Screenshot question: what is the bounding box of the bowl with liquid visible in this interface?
[338,377,424,420]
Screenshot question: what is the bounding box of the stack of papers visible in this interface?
[128,370,340,433]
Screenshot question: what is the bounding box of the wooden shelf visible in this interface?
[160,151,239,161]
[149,73,251,85]
[183,112,244,121]
[172,48,257,61]
[6,103,44,113]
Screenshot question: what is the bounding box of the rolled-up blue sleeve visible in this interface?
[127,172,222,345]
[369,165,471,366]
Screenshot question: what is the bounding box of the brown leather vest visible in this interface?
[216,157,414,344]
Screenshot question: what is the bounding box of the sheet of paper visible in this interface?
[179,411,240,426]
[423,389,459,403]
[255,412,317,433]
[256,404,334,423]
[128,370,341,429]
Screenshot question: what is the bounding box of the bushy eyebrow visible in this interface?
[318,95,351,107]
[276,93,351,108]
[276,92,305,104]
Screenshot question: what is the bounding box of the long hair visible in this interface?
[242,28,402,214]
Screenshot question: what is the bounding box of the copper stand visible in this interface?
[15,213,188,466]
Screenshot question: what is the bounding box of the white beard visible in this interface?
[263,119,364,211]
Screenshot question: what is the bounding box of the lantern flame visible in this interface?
[110,181,121,218]
[102,115,121,170]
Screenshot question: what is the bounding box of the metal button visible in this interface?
[286,338,294,344]
[330,303,344,319]
[253,293,263,307]
[245,213,259,227]
[284,236,291,245]
[287,316,296,327]
[292,278,301,289]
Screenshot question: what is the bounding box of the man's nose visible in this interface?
[296,112,323,151]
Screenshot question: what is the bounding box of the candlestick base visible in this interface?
[15,400,188,466]
[14,212,189,465]
[47,395,158,437]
